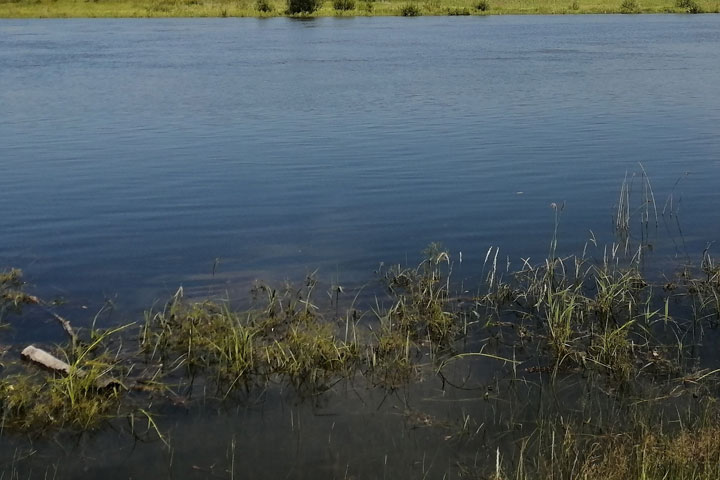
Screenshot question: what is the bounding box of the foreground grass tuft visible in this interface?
[1,329,129,432]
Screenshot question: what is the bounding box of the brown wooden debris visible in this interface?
[48,311,78,344]
[21,345,72,374]
[20,345,123,389]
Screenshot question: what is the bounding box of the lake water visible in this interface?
[1,15,720,478]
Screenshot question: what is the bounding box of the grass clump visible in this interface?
[255,0,273,11]
[676,0,702,11]
[332,0,354,10]
[368,326,417,387]
[142,290,257,379]
[493,253,655,379]
[286,0,321,13]
[475,0,489,10]
[0,329,129,432]
[380,243,462,347]
[495,410,720,480]
[399,2,421,14]
[620,0,640,12]
[0,269,39,317]
[264,318,358,389]
[140,255,463,393]
[142,284,361,394]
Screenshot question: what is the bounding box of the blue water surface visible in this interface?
[1,15,720,318]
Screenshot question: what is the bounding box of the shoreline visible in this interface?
[1,0,717,19]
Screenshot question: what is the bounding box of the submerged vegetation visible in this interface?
[3,174,720,478]
[0,0,717,17]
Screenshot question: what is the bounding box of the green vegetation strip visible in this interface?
[0,0,715,18]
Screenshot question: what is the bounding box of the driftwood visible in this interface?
[20,345,122,389]
[47,311,78,344]
[21,345,72,374]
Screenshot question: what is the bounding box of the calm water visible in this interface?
[3,16,720,311]
[1,15,720,478]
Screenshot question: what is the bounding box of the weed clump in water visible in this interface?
[380,243,461,347]
[368,325,417,387]
[0,326,130,432]
[140,251,466,392]
[0,269,39,318]
[142,283,361,394]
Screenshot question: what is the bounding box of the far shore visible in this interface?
[0,0,717,19]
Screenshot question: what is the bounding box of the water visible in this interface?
[3,16,720,310]
[1,15,720,478]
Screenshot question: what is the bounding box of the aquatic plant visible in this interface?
[0,269,39,318]
[142,284,362,395]
[0,325,130,432]
[379,243,464,347]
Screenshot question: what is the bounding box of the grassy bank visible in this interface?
[0,0,717,18]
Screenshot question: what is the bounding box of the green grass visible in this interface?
[0,0,718,17]
[141,283,363,394]
[0,269,39,320]
[1,326,130,432]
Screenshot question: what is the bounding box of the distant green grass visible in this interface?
[0,0,717,18]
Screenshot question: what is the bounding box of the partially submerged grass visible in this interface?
[142,282,362,394]
[0,269,39,320]
[4,229,720,433]
[1,327,129,432]
[490,408,720,480]
[379,243,460,346]
[4,175,720,478]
